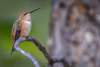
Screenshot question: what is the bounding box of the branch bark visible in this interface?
[13,37,40,67]
[48,0,100,67]
[13,36,68,67]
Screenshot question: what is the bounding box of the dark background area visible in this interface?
[0,0,51,67]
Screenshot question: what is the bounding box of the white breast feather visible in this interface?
[23,21,31,36]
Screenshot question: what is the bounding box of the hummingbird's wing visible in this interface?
[11,20,21,55]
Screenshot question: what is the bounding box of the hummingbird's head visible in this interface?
[18,12,31,21]
[18,8,40,21]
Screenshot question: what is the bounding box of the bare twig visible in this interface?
[13,36,68,67]
[27,36,54,64]
[14,37,40,67]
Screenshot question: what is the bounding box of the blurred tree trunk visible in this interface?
[47,0,100,67]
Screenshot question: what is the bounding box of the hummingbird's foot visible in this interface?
[22,36,28,38]
[26,36,29,39]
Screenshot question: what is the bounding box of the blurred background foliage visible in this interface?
[0,0,51,67]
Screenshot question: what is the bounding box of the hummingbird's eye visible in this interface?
[23,13,27,16]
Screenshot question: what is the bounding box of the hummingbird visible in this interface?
[11,8,40,55]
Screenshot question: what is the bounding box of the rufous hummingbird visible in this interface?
[11,8,40,55]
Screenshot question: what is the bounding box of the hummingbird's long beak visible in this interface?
[30,8,40,13]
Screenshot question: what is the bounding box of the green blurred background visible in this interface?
[0,0,51,67]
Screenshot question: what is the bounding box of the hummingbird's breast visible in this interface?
[20,21,31,37]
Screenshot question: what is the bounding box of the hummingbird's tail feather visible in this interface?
[11,42,15,55]
[11,49,14,55]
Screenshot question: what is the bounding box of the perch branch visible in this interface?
[13,36,68,67]
[14,37,40,67]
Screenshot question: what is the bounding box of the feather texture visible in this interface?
[11,20,21,54]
